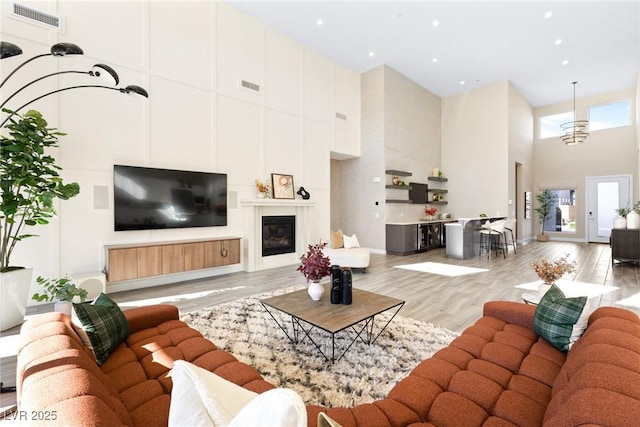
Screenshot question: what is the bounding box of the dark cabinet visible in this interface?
[611,229,640,265]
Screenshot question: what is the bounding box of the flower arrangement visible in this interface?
[254,179,270,197]
[297,242,331,283]
[530,256,576,285]
[424,207,438,217]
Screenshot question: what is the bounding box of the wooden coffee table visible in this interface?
[260,285,405,363]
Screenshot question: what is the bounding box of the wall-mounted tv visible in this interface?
[409,182,428,204]
[114,165,227,231]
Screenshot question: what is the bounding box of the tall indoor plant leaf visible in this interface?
[0,109,80,272]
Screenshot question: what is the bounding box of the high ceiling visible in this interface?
[224,1,640,107]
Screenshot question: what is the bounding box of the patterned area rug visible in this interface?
[181,286,459,408]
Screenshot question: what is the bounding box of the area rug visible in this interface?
[181,286,459,408]
[394,261,488,277]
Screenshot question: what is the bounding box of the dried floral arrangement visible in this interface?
[297,242,331,283]
[530,255,576,285]
[254,179,270,196]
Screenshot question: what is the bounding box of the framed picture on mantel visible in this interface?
[272,173,294,199]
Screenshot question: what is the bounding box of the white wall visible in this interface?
[1,1,360,301]
[533,88,637,241]
[441,81,510,218]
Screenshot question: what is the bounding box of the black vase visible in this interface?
[331,265,342,304]
[341,269,352,305]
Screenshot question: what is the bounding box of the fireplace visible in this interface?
[262,215,296,257]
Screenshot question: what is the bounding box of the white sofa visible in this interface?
[324,247,370,271]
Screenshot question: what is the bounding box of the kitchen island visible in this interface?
[445,216,505,259]
[386,219,457,255]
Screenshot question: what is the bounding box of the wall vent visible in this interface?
[240,79,261,93]
[11,2,64,31]
[336,112,347,121]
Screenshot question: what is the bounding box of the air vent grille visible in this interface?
[240,79,261,93]
[336,112,347,121]
[11,2,63,31]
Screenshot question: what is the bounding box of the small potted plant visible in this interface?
[32,276,88,315]
[530,256,576,296]
[424,206,438,221]
[613,206,630,229]
[534,189,555,241]
[297,242,331,301]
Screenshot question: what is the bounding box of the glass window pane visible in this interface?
[597,182,618,237]
[589,100,631,131]
[543,189,576,233]
[540,112,573,138]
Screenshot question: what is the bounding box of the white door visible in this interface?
[586,175,631,243]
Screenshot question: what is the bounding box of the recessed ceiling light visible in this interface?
[555,39,562,45]
[316,18,323,26]
[432,19,439,27]
[545,11,553,19]
[432,57,438,63]
[460,80,466,85]
[562,60,569,66]
[369,51,375,57]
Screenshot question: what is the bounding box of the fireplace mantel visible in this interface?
[241,199,316,272]
[241,199,315,207]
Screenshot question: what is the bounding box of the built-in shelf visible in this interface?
[387,199,413,204]
[386,169,412,177]
[427,189,448,193]
[385,185,411,190]
[428,176,448,182]
[429,201,449,205]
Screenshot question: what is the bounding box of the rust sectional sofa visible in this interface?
[17,300,640,426]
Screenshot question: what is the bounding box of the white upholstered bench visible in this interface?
[324,247,370,271]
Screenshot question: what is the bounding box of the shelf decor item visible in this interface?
[254,179,270,198]
[530,256,576,296]
[297,242,331,300]
[271,173,294,199]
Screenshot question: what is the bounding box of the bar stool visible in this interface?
[504,218,517,254]
[479,220,507,259]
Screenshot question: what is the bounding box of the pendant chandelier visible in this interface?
[560,81,589,145]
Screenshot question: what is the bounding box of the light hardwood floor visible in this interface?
[2,240,639,418]
[110,239,639,332]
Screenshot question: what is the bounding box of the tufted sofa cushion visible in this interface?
[17,304,274,427]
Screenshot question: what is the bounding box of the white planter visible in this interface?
[54,301,73,316]
[612,216,627,229]
[0,268,33,331]
[307,281,324,301]
[627,211,640,229]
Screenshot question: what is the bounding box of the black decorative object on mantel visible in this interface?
[297,186,310,200]
[330,265,342,304]
[341,269,352,305]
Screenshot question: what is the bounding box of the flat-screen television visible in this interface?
[114,165,227,231]
[409,182,428,204]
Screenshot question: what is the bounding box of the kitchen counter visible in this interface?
[445,216,506,259]
[386,218,457,226]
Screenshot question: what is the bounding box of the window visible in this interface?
[543,189,576,233]
[589,100,631,131]
[539,112,573,138]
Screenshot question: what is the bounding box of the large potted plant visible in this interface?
[0,109,80,330]
[534,189,554,242]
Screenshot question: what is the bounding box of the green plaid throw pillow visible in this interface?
[72,293,129,365]
[533,284,587,352]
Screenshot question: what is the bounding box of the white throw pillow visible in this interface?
[229,388,307,427]
[169,360,307,427]
[343,234,360,249]
[169,360,257,427]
